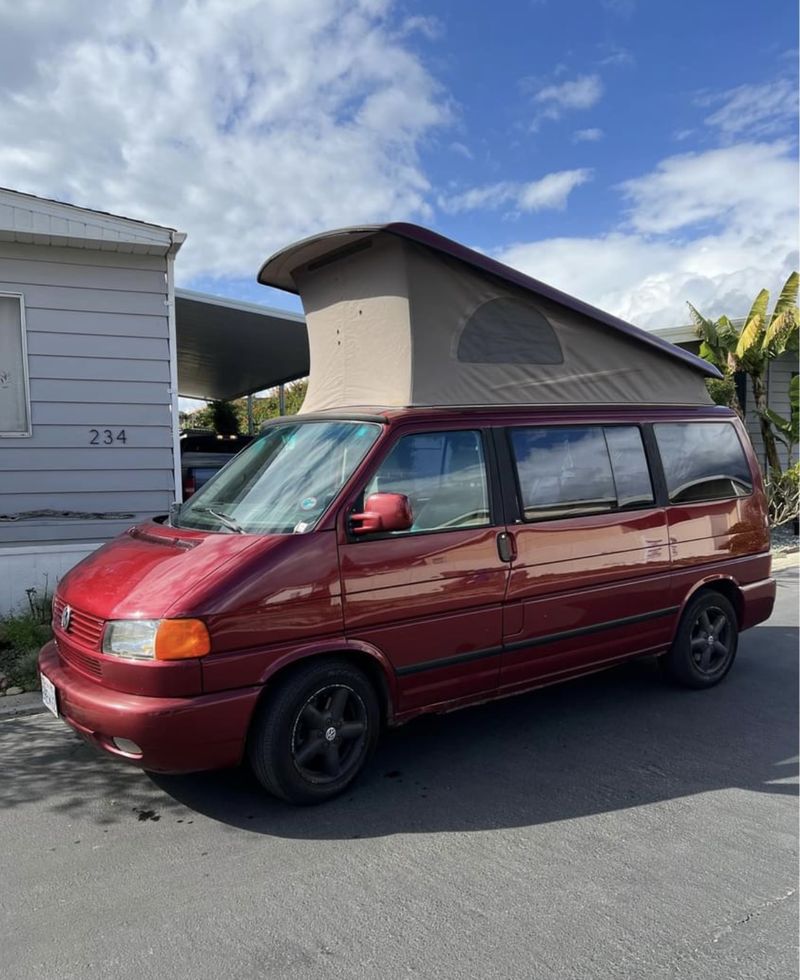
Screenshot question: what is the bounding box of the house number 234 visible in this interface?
[89,429,127,445]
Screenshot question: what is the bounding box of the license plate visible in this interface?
[41,673,58,718]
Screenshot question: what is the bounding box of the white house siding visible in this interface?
[0,241,176,557]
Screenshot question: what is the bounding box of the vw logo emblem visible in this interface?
[324,726,337,742]
[60,605,72,631]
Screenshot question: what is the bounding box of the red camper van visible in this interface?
[39,224,775,805]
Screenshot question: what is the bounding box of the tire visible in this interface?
[247,658,380,805]
[661,591,738,689]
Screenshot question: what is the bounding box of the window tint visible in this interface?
[365,430,489,533]
[604,426,655,508]
[654,422,752,503]
[509,425,653,521]
[457,296,563,364]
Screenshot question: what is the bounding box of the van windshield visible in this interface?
[174,420,381,534]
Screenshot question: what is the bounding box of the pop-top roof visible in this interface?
[258,223,720,413]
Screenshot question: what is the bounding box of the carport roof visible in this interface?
[175,289,309,400]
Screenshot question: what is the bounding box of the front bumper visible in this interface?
[38,642,261,773]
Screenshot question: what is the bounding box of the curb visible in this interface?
[772,552,799,572]
[0,691,46,720]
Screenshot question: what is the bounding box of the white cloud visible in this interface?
[449,141,474,160]
[573,127,604,142]
[531,74,603,127]
[518,170,593,209]
[597,45,634,68]
[495,141,798,328]
[700,77,798,140]
[439,169,592,215]
[620,141,794,233]
[399,15,443,41]
[0,0,450,281]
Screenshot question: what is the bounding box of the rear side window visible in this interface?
[365,430,490,533]
[654,422,753,503]
[509,425,654,521]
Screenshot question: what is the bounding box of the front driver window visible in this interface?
[364,430,490,533]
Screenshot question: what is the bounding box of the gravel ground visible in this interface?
[771,523,799,556]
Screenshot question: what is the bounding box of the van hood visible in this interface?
[57,520,267,620]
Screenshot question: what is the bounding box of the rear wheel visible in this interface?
[661,591,738,689]
[247,658,380,805]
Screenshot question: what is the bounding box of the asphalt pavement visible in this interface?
[1,569,797,980]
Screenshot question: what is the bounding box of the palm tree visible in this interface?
[689,272,798,475]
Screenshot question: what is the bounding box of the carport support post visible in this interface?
[279,384,286,416]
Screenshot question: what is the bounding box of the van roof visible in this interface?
[258,222,720,383]
[263,403,737,428]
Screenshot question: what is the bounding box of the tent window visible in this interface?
[457,296,563,364]
[0,294,31,437]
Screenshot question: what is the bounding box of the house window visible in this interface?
[0,294,31,437]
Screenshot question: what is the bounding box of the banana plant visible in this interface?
[765,373,799,458]
[689,272,799,475]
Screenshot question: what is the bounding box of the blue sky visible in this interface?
[0,0,797,328]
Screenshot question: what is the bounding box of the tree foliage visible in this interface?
[689,272,799,476]
[181,380,309,434]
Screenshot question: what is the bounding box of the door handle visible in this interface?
[497,531,516,563]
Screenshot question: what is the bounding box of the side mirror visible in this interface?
[351,492,413,535]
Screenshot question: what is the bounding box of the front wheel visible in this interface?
[661,591,738,689]
[247,658,380,805]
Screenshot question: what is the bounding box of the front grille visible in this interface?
[53,595,105,650]
[59,642,103,677]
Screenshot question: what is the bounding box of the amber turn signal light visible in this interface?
[154,619,211,660]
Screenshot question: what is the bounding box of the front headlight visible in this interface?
[102,619,211,661]
[103,620,159,659]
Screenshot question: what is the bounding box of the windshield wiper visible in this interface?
[193,507,245,534]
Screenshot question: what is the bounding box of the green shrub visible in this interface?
[0,592,53,692]
[0,648,42,691]
[0,613,51,652]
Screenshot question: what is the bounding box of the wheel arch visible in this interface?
[674,575,744,633]
[256,639,399,726]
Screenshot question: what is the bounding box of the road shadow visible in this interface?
[147,623,798,839]
[4,619,796,837]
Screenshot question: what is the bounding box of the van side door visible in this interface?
[496,422,673,691]
[338,426,510,713]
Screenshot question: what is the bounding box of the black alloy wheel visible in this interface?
[689,605,734,676]
[291,684,368,784]
[661,591,738,689]
[248,658,380,805]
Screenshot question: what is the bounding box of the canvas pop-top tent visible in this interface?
[258,223,720,412]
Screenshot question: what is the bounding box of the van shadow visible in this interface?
[151,624,798,839]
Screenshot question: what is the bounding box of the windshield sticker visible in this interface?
[293,521,310,534]
[300,496,317,511]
